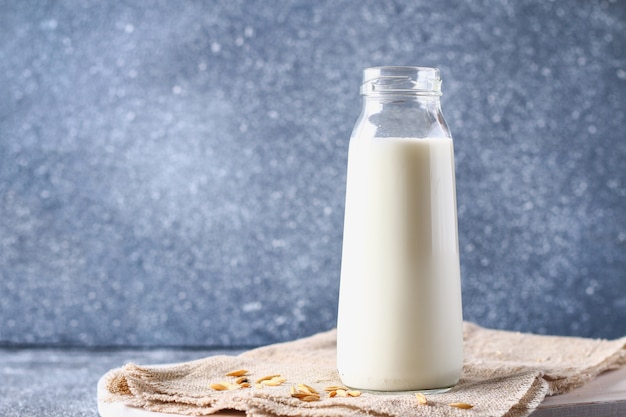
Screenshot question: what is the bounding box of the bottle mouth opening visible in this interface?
[360,66,442,96]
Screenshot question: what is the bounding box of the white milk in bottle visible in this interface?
[336,67,463,392]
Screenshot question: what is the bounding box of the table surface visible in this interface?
[1,347,624,417]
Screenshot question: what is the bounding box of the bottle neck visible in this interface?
[362,94,442,106]
[360,66,442,97]
[353,66,450,139]
[360,94,443,120]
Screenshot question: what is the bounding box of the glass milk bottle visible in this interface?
[337,66,463,392]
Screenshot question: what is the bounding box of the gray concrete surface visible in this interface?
[0,347,237,417]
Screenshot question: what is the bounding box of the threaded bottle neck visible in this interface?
[360,66,442,97]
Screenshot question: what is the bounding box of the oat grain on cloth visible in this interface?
[101,322,626,417]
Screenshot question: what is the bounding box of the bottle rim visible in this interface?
[360,66,442,96]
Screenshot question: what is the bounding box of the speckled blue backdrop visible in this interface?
[1,0,625,347]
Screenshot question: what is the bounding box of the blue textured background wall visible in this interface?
[1,0,625,347]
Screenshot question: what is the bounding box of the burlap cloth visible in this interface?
[101,322,626,417]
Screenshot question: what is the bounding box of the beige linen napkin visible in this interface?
[102,322,626,417]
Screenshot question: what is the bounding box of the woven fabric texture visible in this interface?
[102,322,626,417]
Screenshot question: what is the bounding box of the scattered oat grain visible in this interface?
[256,374,281,383]
[297,383,318,394]
[290,384,322,402]
[300,395,320,402]
[346,390,361,397]
[449,402,473,409]
[324,385,347,392]
[262,377,287,386]
[226,369,249,377]
[415,392,428,405]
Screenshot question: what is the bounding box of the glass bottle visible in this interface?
[336,66,463,392]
